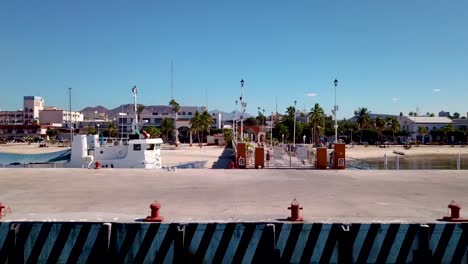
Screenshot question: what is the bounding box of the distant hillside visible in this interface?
[80,105,109,114]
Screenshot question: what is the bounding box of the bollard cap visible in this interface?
[448,200,461,210]
[291,198,299,206]
[150,201,161,209]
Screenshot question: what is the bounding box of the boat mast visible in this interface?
[132,86,138,134]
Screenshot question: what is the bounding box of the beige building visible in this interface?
[23,96,44,124]
[39,108,84,127]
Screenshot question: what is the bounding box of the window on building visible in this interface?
[182,112,186,115]
[188,112,192,115]
[133,144,141,151]
[146,144,155,150]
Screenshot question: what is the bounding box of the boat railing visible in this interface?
[98,137,129,147]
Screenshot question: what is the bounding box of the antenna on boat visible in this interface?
[132,86,138,133]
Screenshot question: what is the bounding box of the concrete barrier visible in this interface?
[0,222,467,263]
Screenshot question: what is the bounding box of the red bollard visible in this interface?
[229,161,235,169]
[442,201,468,222]
[145,202,164,222]
[287,198,303,221]
[95,161,101,169]
[0,203,4,219]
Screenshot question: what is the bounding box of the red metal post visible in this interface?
[287,198,303,221]
[0,203,4,219]
[145,202,164,222]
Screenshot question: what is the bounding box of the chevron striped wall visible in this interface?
[0,222,467,263]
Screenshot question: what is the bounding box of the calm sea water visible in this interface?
[349,154,468,170]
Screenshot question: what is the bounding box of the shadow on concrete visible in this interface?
[211,148,235,169]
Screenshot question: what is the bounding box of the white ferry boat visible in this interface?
[68,86,163,169]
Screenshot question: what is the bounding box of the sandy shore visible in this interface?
[0,143,70,154]
[2,142,467,166]
[345,144,468,160]
[0,142,230,168]
[160,144,231,168]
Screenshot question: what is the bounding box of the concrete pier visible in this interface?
[0,169,467,223]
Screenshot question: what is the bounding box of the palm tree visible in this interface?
[417,126,428,143]
[387,117,400,143]
[308,103,325,145]
[286,106,296,117]
[190,111,213,147]
[161,117,174,142]
[190,111,201,146]
[375,116,386,142]
[106,122,118,137]
[169,99,181,144]
[136,104,145,121]
[443,124,455,143]
[355,107,371,143]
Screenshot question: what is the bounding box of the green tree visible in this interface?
[443,124,455,143]
[387,117,401,143]
[169,99,181,142]
[375,116,386,142]
[87,127,97,135]
[244,117,258,126]
[453,112,460,119]
[136,104,145,121]
[161,117,174,142]
[144,126,161,138]
[190,111,213,147]
[46,129,59,139]
[286,106,296,117]
[256,108,266,126]
[355,107,371,143]
[417,126,428,143]
[308,103,325,145]
[104,122,118,137]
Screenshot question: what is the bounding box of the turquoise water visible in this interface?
[0,149,71,164]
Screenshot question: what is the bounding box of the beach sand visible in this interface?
[2,142,467,167]
[0,142,231,168]
[345,144,468,159]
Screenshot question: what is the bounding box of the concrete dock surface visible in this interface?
[0,169,467,223]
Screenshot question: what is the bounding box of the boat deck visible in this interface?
[0,168,467,223]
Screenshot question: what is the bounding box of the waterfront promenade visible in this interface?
[0,169,467,223]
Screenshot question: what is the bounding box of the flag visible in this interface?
[132,86,137,94]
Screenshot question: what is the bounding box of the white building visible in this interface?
[398,116,453,141]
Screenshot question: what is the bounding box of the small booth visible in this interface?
[316,147,327,170]
[255,147,265,169]
[333,143,346,170]
[237,142,247,169]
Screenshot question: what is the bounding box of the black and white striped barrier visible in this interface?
[0,222,467,263]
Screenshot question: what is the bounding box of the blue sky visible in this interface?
[1,0,467,118]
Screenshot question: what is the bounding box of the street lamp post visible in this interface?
[270,111,273,146]
[235,100,238,141]
[240,79,245,142]
[293,100,297,146]
[334,79,338,143]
